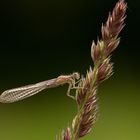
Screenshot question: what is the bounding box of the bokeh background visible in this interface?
[0,0,139,140]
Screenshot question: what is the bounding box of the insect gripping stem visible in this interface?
[0,72,80,103]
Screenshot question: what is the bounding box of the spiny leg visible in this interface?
[66,78,83,100]
[66,83,75,100]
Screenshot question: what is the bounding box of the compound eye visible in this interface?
[75,72,80,80]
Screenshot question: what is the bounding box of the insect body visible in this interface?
[0,72,80,103]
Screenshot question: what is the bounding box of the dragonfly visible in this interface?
[0,72,80,103]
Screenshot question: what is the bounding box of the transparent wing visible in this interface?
[0,79,56,103]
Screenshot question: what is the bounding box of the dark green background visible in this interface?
[0,0,139,139]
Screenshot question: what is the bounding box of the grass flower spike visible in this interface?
[59,0,127,140]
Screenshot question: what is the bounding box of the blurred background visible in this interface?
[0,0,139,140]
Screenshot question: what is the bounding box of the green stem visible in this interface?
[71,63,99,140]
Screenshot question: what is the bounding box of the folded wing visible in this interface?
[0,79,55,103]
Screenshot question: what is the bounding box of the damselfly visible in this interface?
[0,72,80,103]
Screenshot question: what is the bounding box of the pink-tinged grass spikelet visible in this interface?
[59,0,127,140]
